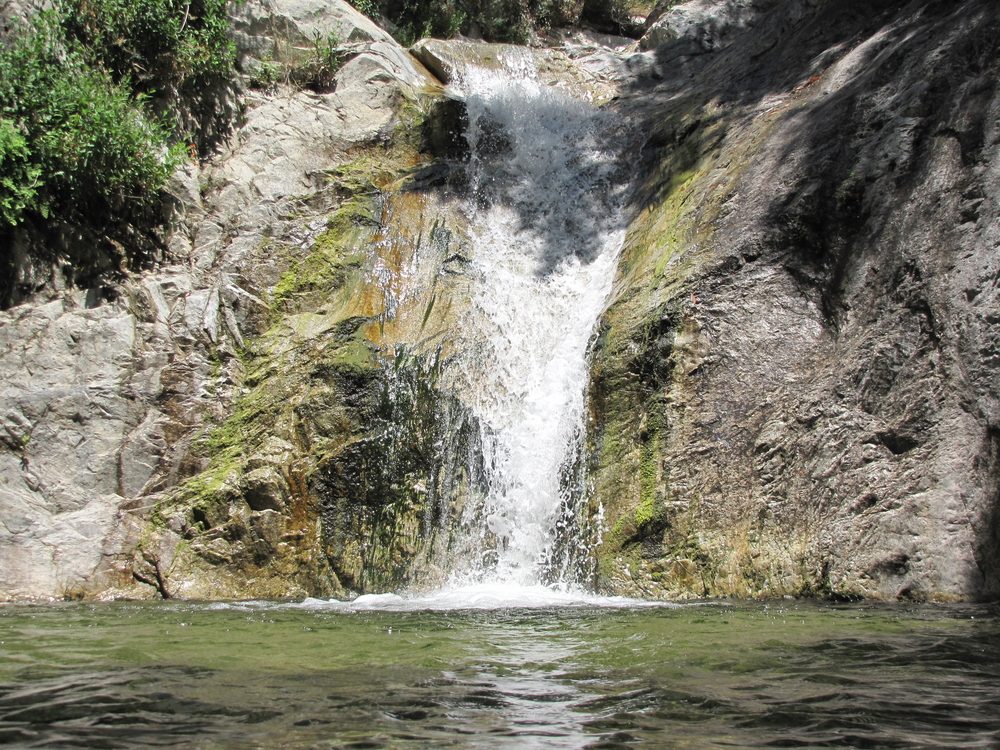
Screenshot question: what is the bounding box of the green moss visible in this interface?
[138,98,455,600]
[329,338,376,372]
[163,203,382,527]
[634,489,656,528]
[271,199,375,311]
[326,133,423,195]
[636,427,660,527]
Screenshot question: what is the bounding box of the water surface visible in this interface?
[0,599,997,748]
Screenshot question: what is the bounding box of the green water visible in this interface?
[0,600,998,748]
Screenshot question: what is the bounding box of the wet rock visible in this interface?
[411,38,525,83]
[4,0,998,605]
[411,36,623,102]
[421,95,470,161]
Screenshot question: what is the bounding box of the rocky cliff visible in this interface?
[0,0,996,601]
[590,0,1000,600]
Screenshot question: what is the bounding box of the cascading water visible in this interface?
[436,56,632,589]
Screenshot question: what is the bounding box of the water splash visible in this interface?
[292,584,677,611]
[438,60,631,587]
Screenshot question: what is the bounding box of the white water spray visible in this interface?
[441,58,631,587]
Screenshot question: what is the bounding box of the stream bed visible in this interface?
[1,598,998,748]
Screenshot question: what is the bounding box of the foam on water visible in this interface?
[293,583,677,611]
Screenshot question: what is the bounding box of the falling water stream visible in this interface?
[425,57,630,593]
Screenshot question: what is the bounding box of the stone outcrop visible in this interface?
[591,0,1000,601]
[0,0,444,600]
[639,0,784,51]
[0,0,48,35]
[229,0,397,71]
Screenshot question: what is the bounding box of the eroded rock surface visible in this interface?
[640,0,784,51]
[230,0,397,70]
[0,0,444,600]
[591,0,1000,601]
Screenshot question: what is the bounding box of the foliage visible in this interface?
[288,32,345,91]
[348,0,380,19]
[378,0,467,45]
[0,118,41,227]
[373,0,641,44]
[0,0,238,302]
[61,0,235,96]
[580,0,644,35]
[0,14,183,231]
[247,31,346,93]
[0,0,238,235]
[247,60,284,92]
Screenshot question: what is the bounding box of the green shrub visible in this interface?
[248,31,346,92]
[379,0,468,45]
[61,0,235,95]
[288,32,345,90]
[247,59,284,91]
[581,0,644,35]
[374,0,639,44]
[532,0,584,30]
[0,118,41,227]
[0,11,183,258]
[348,0,380,19]
[464,0,529,41]
[0,0,237,306]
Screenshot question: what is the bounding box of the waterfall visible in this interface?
[437,58,631,588]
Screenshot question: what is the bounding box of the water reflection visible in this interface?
[0,602,998,748]
[445,620,593,747]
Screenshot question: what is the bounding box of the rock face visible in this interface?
[639,0,783,51]
[0,0,446,600]
[0,0,48,34]
[229,0,397,71]
[590,0,1000,600]
[0,296,153,598]
[1,0,998,603]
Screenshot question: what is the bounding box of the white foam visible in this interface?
[290,583,676,612]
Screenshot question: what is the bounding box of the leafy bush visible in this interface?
[377,0,468,45]
[581,0,644,35]
[369,0,640,44]
[0,0,238,306]
[0,14,182,231]
[348,0,380,19]
[247,59,284,92]
[0,118,41,228]
[61,0,235,96]
[247,31,346,93]
[288,32,345,91]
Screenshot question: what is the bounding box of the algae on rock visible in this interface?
[142,107,494,597]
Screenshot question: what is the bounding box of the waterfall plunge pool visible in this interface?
[1,598,998,748]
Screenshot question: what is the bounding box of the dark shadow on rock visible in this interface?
[974,426,1000,600]
[759,1,998,325]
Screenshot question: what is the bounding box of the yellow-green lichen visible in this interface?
[271,199,376,311]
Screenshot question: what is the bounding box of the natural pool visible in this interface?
[0,596,998,748]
